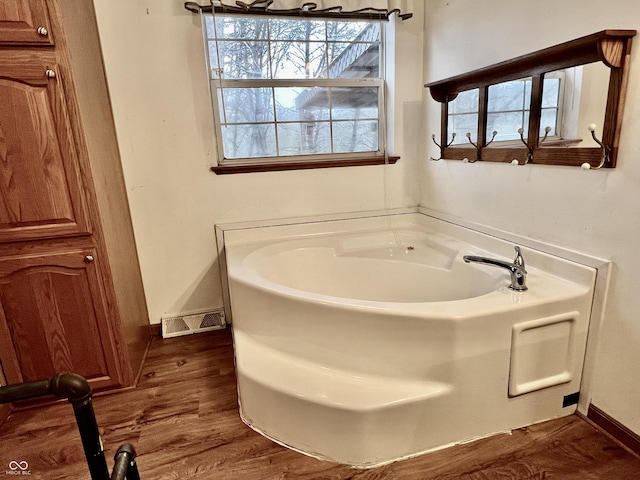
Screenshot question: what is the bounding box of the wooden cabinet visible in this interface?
[0,246,122,390]
[0,0,150,395]
[0,0,54,46]
[0,52,90,242]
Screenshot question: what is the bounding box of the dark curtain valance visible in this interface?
[185,0,413,20]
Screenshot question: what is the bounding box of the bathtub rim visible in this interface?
[215,206,612,416]
[229,260,592,321]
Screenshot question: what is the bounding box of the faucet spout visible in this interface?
[463,246,528,291]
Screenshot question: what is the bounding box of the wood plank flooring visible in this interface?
[1,328,639,479]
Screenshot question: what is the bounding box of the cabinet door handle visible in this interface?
[37,26,49,36]
[45,69,56,78]
[84,255,95,263]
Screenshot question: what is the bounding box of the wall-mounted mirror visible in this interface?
[426,30,636,168]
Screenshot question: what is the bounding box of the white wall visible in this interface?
[422,0,640,435]
[92,1,424,323]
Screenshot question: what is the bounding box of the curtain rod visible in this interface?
[184,2,412,20]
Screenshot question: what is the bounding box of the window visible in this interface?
[203,14,389,171]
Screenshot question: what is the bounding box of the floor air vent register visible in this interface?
[161,310,226,338]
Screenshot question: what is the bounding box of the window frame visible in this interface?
[202,13,398,174]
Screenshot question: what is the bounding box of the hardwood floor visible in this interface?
[1,328,639,479]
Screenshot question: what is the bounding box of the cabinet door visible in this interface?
[0,0,53,45]
[0,53,90,242]
[0,248,124,390]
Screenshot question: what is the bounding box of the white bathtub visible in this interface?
[218,212,598,467]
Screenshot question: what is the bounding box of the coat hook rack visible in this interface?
[581,124,610,170]
[429,133,456,161]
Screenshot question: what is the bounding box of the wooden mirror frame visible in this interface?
[425,30,636,168]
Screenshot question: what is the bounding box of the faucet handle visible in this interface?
[511,246,528,291]
[513,246,526,271]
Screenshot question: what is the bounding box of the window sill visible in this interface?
[210,156,400,175]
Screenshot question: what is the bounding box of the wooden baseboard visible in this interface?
[150,323,161,337]
[586,404,640,456]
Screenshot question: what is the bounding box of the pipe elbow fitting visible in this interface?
[49,373,92,407]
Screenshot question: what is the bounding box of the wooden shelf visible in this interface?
[426,30,636,102]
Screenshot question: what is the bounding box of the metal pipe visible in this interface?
[0,374,140,480]
[111,444,141,480]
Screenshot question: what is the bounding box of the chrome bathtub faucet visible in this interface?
[463,246,528,292]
